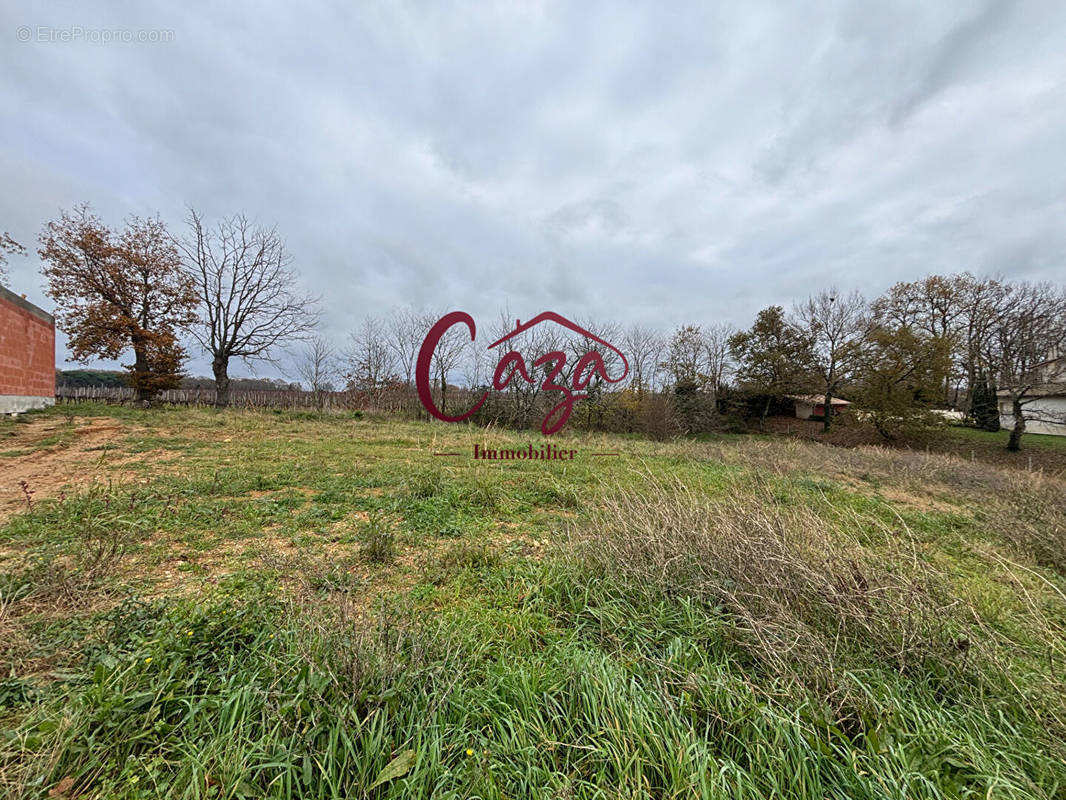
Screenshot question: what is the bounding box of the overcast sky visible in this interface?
[2,1,1065,379]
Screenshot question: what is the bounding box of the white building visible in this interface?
[997,356,1066,437]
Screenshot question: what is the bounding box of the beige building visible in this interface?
[788,394,851,420]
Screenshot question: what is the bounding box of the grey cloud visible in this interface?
[890,0,1015,126]
[2,1,1065,379]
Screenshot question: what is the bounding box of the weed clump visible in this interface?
[403,467,447,499]
[356,511,396,564]
[0,486,146,603]
[421,540,501,586]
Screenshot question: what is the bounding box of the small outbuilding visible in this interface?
[0,285,56,414]
[787,394,851,420]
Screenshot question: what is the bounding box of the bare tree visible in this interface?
[661,325,711,390]
[464,337,486,388]
[0,232,26,287]
[344,318,397,402]
[660,324,719,434]
[984,281,1066,451]
[294,335,340,409]
[655,322,736,400]
[387,307,426,387]
[703,322,736,401]
[956,275,1010,410]
[483,310,562,426]
[794,288,871,431]
[561,317,625,428]
[426,309,471,415]
[178,209,320,407]
[622,324,665,394]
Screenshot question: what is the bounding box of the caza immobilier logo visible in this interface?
[416,312,629,456]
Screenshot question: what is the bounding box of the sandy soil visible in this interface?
[0,418,154,522]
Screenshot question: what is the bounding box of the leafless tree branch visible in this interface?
[177,208,321,406]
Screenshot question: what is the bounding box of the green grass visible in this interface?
[1,405,1064,798]
[944,423,1066,452]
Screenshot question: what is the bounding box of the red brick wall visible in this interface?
[0,288,55,398]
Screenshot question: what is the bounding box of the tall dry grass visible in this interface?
[564,470,1066,729]
[678,437,1066,572]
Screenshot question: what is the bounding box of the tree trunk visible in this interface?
[439,364,447,416]
[1007,397,1025,452]
[965,360,977,417]
[132,344,152,406]
[760,395,771,429]
[823,387,833,432]
[213,356,231,408]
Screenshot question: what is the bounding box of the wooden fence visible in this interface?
[55,385,420,413]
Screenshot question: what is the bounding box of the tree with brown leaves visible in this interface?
[853,323,953,441]
[39,205,197,403]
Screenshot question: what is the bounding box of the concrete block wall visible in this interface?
[0,285,55,412]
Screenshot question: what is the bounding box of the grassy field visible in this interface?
[941,424,1066,456]
[756,416,1066,475]
[1,405,1065,799]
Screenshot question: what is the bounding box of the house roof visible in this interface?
[786,395,851,406]
[996,384,1066,399]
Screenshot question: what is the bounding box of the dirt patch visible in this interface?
[872,486,963,515]
[829,473,963,515]
[0,418,160,522]
[756,416,884,447]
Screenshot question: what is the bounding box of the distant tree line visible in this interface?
[341,276,1066,450]
[55,369,129,389]
[16,203,1066,450]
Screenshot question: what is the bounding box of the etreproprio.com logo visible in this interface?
[16,25,176,44]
